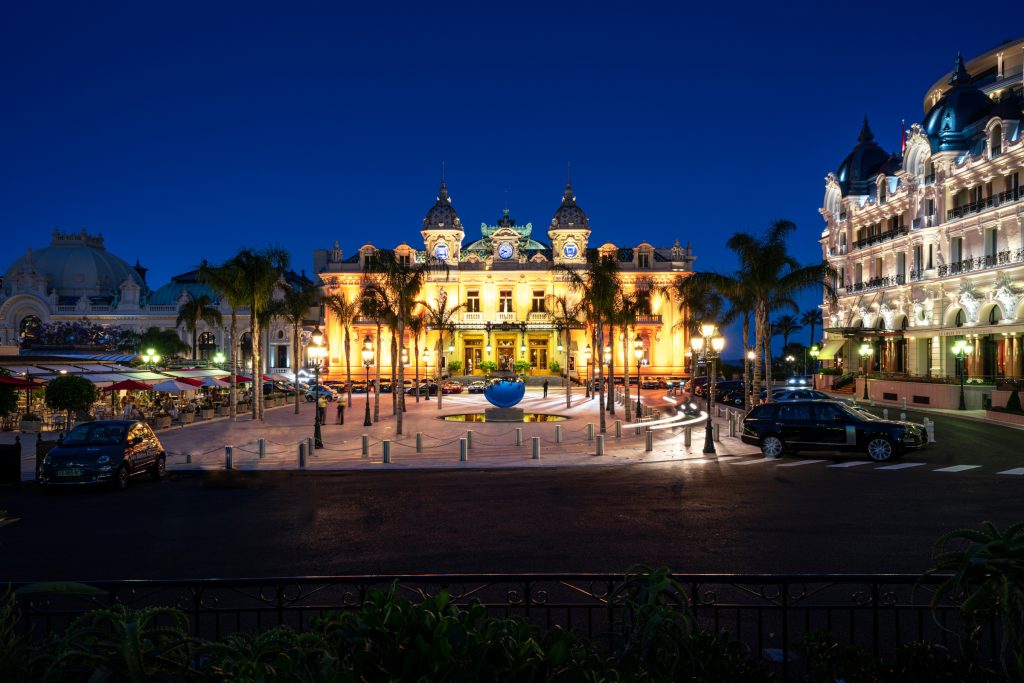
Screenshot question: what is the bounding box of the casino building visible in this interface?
[819,41,1024,388]
[315,177,696,380]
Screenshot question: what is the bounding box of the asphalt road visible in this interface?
[1,410,1020,581]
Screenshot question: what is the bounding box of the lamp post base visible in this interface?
[702,397,715,454]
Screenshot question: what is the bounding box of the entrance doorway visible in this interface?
[529,339,548,370]
[463,338,482,374]
[497,339,515,371]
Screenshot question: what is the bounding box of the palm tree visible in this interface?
[772,314,802,352]
[176,294,223,360]
[406,309,426,404]
[199,258,249,420]
[279,283,320,414]
[616,288,651,422]
[560,253,620,434]
[359,285,391,424]
[234,247,289,420]
[323,292,359,409]
[547,293,583,409]
[801,308,823,349]
[419,294,463,411]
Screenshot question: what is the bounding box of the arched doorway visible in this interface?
[198,331,217,360]
[19,315,41,345]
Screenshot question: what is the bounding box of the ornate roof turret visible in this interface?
[836,116,892,196]
[923,53,994,152]
[549,176,589,231]
[422,176,462,232]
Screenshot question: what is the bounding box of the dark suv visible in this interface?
[740,400,927,461]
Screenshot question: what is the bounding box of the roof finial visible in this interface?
[858,115,874,143]
[949,52,970,86]
[438,161,449,200]
[563,162,575,203]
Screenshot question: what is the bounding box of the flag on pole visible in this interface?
[900,119,906,154]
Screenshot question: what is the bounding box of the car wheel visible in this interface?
[151,454,166,480]
[761,435,784,458]
[114,464,130,491]
[866,436,895,462]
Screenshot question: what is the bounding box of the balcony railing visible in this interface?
[527,311,550,321]
[847,274,905,293]
[852,226,908,250]
[937,248,1024,277]
[495,311,516,322]
[911,215,935,229]
[635,314,663,325]
[946,188,1023,220]
[463,312,483,322]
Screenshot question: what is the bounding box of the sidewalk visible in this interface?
[823,391,1024,430]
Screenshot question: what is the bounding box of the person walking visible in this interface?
[542,379,549,398]
[317,394,327,424]
[335,396,345,425]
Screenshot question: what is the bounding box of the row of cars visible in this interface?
[585,376,686,391]
[306,379,485,401]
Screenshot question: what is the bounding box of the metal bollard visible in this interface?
[684,426,691,447]
[307,437,314,457]
[361,434,369,457]
[900,411,906,421]
[466,430,473,450]
[902,397,907,412]
[554,425,562,444]
[614,420,621,438]
[716,405,721,418]
[225,446,233,470]
[531,436,540,460]
[883,408,889,419]
[596,434,605,456]
[587,423,594,441]
[297,442,306,468]
[728,415,736,438]
[416,432,423,452]
[645,428,653,452]
[258,438,265,459]
[713,423,721,442]
[186,452,192,464]
[382,439,391,464]
[515,427,523,447]
[459,438,468,461]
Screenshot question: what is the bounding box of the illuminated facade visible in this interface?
[315,178,696,380]
[820,43,1024,379]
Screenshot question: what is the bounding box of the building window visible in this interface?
[879,181,887,204]
[398,253,411,266]
[19,315,41,342]
[466,290,480,313]
[985,228,998,258]
[913,245,923,274]
[531,290,546,313]
[855,263,863,285]
[955,310,965,327]
[951,236,963,263]
[927,244,934,270]
[874,257,882,278]
[499,289,513,313]
[638,252,651,269]
[528,339,548,369]
[992,125,1003,157]
[896,253,905,280]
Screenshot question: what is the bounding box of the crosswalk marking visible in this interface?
[997,467,1024,476]
[934,465,981,473]
[731,458,772,465]
[711,456,745,463]
[876,463,927,470]
[776,459,827,467]
[827,461,872,468]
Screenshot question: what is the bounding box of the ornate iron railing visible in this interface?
[847,274,905,292]
[937,248,1024,276]
[10,573,978,679]
[852,226,908,250]
[946,187,1023,220]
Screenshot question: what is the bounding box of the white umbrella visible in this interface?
[151,379,198,393]
[197,377,231,388]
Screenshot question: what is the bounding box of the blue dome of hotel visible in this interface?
[4,230,144,297]
[836,117,893,196]
[923,54,994,152]
[423,179,462,231]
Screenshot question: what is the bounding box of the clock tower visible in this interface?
[548,176,590,265]
[421,173,464,264]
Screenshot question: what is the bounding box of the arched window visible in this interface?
[991,124,1003,158]
[19,315,40,342]
[955,310,965,327]
[198,331,216,347]
[989,305,1002,325]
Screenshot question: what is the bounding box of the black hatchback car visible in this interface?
[38,420,166,490]
[740,400,927,462]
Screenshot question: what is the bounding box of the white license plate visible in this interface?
[57,468,83,477]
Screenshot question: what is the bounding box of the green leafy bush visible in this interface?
[478,360,498,373]
[44,375,98,425]
[547,360,561,374]
[513,360,531,374]
[447,360,462,374]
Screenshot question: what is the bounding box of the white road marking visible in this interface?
[997,467,1024,476]
[710,456,746,462]
[776,459,827,467]
[933,465,981,473]
[826,461,872,468]
[731,458,773,465]
[875,463,927,470]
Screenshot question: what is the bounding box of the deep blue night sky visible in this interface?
[1,1,1014,350]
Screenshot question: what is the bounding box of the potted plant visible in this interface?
[200,401,215,420]
[215,402,229,416]
[447,360,463,377]
[181,405,195,424]
[514,360,531,375]
[479,360,498,375]
[547,360,561,376]
[19,413,42,434]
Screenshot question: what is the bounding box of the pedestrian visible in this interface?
[317,394,327,424]
[336,396,345,424]
[542,379,549,398]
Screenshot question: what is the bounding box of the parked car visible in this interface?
[641,377,661,390]
[719,388,747,407]
[740,399,927,461]
[467,380,486,394]
[351,382,367,393]
[304,385,338,402]
[759,388,853,405]
[686,376,711,396]
[378,379,393,393]
[786,375,814,387]
[442,381,464,394]
[38,420,165,490]
[711,380,744,402]
[406,381,438,395]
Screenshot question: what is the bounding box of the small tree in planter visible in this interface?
[547,360,561,376]
[447,360,463,377]
[478,360,498,375]
[513,360,531,375]
[44,375,98,429]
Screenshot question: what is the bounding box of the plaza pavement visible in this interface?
[7,388,758,479]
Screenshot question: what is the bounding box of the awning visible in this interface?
[815,338,847,361]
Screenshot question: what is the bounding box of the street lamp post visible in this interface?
[745,348,755,407]
[858,342,873,400]
[423,348,432,401]
[633,334,644,417]
[584,344,592,398]
[692,323,725,455]
[602,345,611,411]
[362,335,374,426]
[309,326,325,449]
[809,345,820,374]
[140,348,161,370]
[952,338,974,411]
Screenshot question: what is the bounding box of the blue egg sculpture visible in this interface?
[484,379,525,408]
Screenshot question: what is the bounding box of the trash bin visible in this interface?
[0,437,21,487]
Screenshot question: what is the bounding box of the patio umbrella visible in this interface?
[175,377,205,387]
[197,377,231,388]
[101,379,155,412]
[234,375,252,383]
[151,379,199,393]
[0,376,45,416]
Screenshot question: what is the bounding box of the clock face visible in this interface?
[562,242,579,259]
[433,243,449,260]
[498,242,514,259]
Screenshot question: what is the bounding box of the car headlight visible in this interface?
[96,455,110,465]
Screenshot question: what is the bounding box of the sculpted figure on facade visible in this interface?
[993,272,1021,320]
[958,281,981,324]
